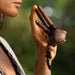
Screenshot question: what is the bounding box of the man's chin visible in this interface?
[3,9,18,17]
[9,10,18,17]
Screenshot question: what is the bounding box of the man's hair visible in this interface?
[0,13,5,29]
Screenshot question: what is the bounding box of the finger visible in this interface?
[49,46,57,57]
[48,46,57,61]
[36,20,51,34]
[48,46,57,51]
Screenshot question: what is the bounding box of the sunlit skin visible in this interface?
[0,0,22,17]
[0,46,16,75]
[0,0,57,75]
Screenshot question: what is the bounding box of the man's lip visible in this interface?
[13,2,22,8]
[13,1,22,4]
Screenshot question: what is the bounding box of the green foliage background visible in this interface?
[0,0,75,75]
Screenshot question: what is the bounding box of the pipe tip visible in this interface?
[38,6,41,8]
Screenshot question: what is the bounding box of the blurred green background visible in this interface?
[0,0,75,75]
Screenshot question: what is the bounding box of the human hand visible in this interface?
[29,5,57,62]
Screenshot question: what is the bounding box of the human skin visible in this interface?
[0,0,57,75]
[0,0,22,75]
[30,5,57,75]
[0,0,22,17]
[0,46,16,75]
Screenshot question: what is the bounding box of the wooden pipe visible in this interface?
[35,6,67,46]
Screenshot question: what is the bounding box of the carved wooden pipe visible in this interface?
[35,6,67,46]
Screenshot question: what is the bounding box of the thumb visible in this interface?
[29,5,38,30]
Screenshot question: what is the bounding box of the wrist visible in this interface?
[35,48,52,66]
[34,48,52,75]
[35,47,47,61]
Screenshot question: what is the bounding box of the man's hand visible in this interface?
[30,5,57,62]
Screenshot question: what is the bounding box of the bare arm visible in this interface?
[0,46,16,75]
[34,48,51,75]
[34,43,57,75]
